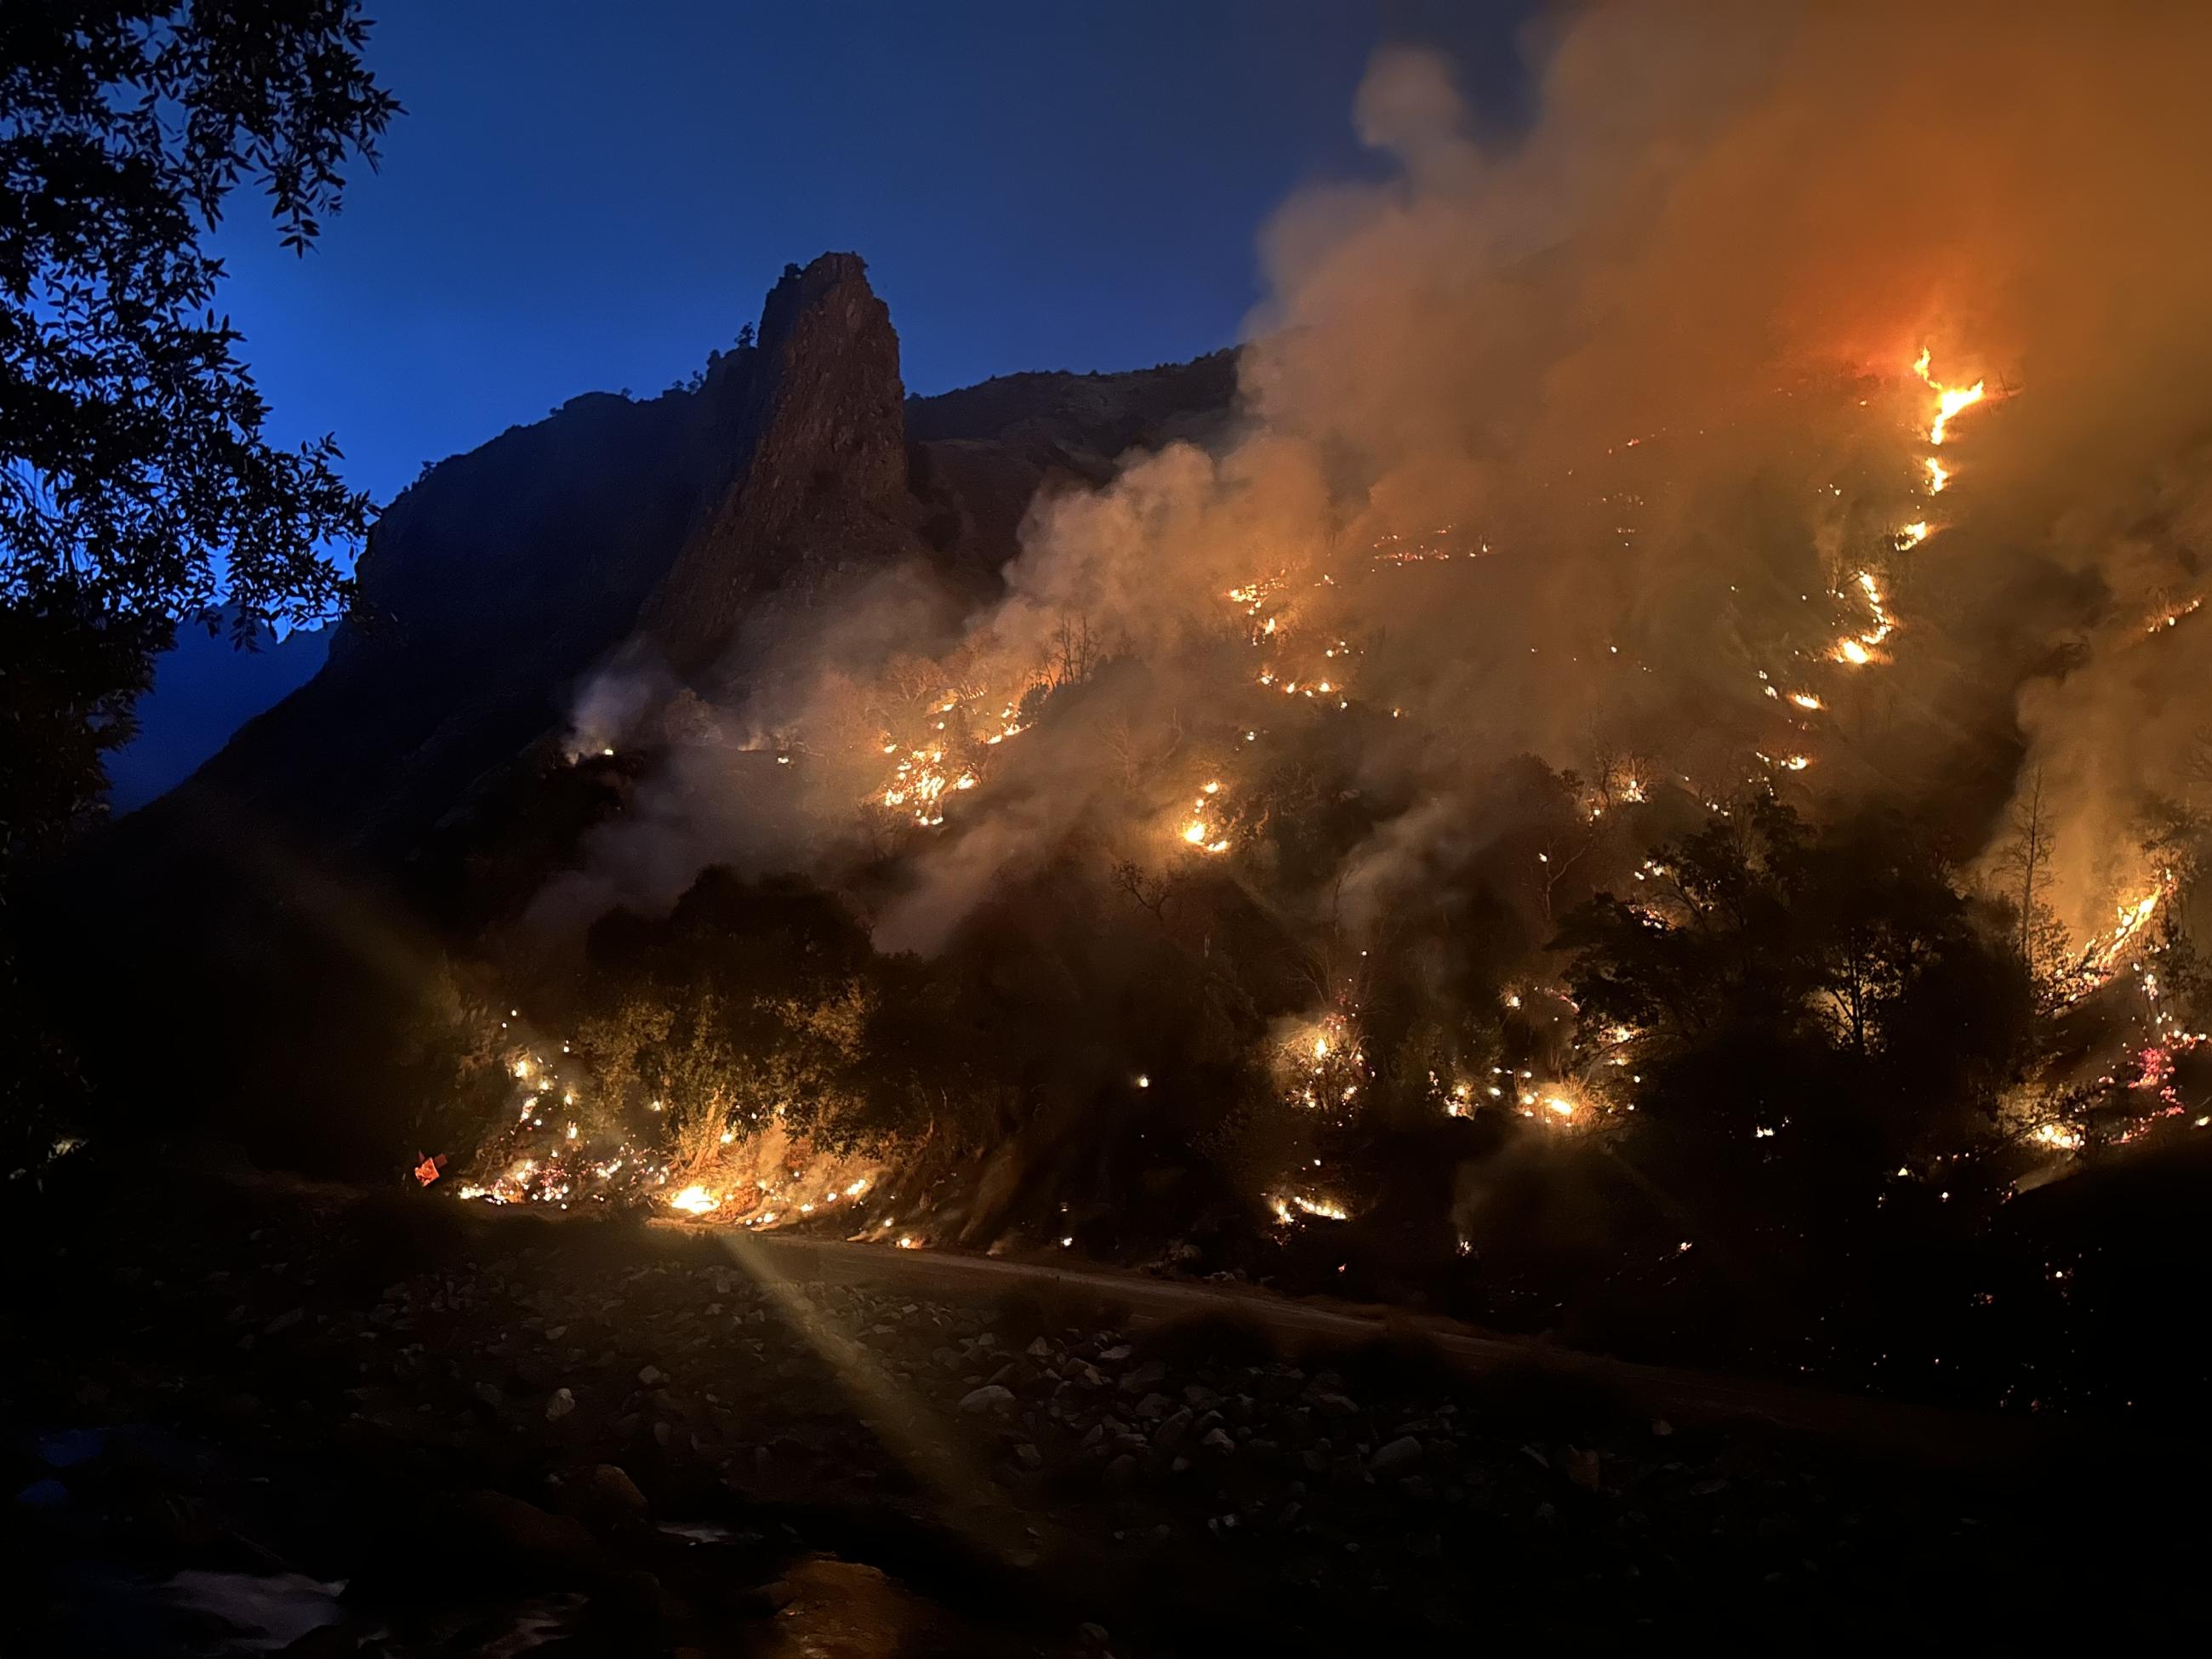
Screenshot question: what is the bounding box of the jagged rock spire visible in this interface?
[639,253,916,670]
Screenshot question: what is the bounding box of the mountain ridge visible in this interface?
[137,254,1235,862]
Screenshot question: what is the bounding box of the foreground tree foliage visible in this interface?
[1,0,393,630]
[579,873,951,1155]
[1559,801,2032,1186]
[2,2,395,1165]
[1540,799,2042,1360]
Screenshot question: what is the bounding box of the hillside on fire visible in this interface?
[38,6,2212,1433]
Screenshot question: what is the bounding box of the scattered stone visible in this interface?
[1014,1443,1044,1470]
[545,1388,576,1422]
[1566,1448,1604,1491]
[637,1365,666,1387]
[960,1384,1015,1414]
[276,1623,357,1657]
[1120,1360,1167,1394]
[451,1490,602,1583]
[1371,1435,1423,1475]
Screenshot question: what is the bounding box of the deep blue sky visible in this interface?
[215,0,1532,510]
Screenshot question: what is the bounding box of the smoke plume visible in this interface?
[558,2,2212,955]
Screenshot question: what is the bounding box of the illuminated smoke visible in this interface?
[528,3,2212,1094]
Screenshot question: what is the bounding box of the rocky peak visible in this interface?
[640,252,917,670]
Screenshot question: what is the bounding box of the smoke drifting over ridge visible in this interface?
[558,3,2212,953]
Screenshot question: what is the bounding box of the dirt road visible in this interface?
[692,1225,2050,1466]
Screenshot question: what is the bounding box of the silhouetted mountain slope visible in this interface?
[107,613,329,812]
[906,351,1238,476]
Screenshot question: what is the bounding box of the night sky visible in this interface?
[120,0,1532,806]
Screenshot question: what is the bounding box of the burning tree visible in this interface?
[1989,767,2072,998]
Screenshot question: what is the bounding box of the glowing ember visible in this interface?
[668,1184,718,1216]
[1268,1193,1351,1224]
[2148,596,2203,635]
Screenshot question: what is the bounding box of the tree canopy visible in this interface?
[2,1,396,633]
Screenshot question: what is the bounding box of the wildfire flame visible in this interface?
[1833,568,1896,665]
[2060,877,2175,1006]
[1913,346,1986,446]
[1268,1193,1350,1224]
